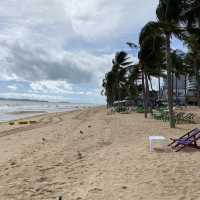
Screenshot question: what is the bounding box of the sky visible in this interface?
[0,0,185,104]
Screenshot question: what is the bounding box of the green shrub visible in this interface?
[18,121,29,125]
[29,120,38,124]
[136,106,145,113]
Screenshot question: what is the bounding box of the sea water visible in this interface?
[0,99,90,122]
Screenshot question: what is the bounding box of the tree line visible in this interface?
[102,0,200,128]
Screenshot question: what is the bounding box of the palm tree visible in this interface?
[127,22,167,118]
[138,22,166,112]
[155,0,186,128]
[112,51,133,102]
[102,51,133,107]
[126,42,148,118]
[171,49,187,104]
[179,0,200,105]
[181,0,200,27]
[184,36,200,106]
[102,71,116,107]
[127,64,140,100]
[184,35,200,106]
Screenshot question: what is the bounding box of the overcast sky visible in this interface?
[0,0,184,103]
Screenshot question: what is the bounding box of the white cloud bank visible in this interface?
[0,0,158,102]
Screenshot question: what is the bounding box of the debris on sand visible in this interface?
[58,196,62,200]
[77,151,83,159]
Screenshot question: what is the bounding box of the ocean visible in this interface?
[0,99,90,122]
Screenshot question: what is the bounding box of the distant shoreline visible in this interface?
[6,111,47,115]
[0,107,86,123]
[0,98,49,103]
[0,99,99,123]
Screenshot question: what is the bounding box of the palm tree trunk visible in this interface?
[142,69,148,118]
[195,59,200,107]
[158,76,161,100]
[184,74,187,106]
[149,76,153,91]
[118,87,120,111]
[165,33,175,128]
[171,73,174,105]
[176,75,178,104]
[145,73,152,113]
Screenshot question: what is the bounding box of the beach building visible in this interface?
[162,74,199,105]
[186,76,199,104]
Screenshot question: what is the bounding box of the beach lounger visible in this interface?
[175,112,195,124]
[183,113,195,123]
[174,134,200,152]
[168,128,199,146]
[168,128,200,152]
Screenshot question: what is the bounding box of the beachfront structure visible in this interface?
[186,76,199,104]
[162,74,199,105]
[162,75,186,104]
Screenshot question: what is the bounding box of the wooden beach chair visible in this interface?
[174,112,195,124]
[168,128,200,152]
[183,113,195,123]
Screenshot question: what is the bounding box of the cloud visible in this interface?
[70,0,158,42]
[30,80,73,94]
[0,0,159,102]
[7,84,17,91]
[1,41,112,85]
[0,92,70,102]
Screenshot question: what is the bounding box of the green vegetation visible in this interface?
[18,120,38,125]
[18,121,29,125]
[102,0,200,128]
[8,120,38,125]
[135,106,145,113]
[29,120,38,124]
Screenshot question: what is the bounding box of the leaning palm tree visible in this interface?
[127,42,149,118]
[102,51,133,107]
[102,71,116,107]
[127,63,140,100]
[112,51,133,102]
[155,0,185,128]
[136,0,187,127]
[138,22,166,113]
[127,22,167,118]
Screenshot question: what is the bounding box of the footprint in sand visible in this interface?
[36,176,48,182]
[89,188,103,193]
[178,196,186,200]
[9,160,17,166]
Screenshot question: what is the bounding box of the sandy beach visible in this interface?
[0,107,200,200]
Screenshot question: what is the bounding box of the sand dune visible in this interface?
[0,107,200,200]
